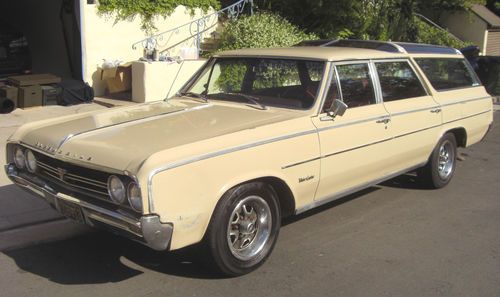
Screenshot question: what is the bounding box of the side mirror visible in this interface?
[327,99,348,118]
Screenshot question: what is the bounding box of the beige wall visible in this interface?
[440,11,488,54]
[132,59,206,103]
[81,2,215,96]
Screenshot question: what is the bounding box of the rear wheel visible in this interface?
[205,182,281,276]
[419,133,457,188]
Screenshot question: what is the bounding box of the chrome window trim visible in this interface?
[368,60,384,104]
[372,58,430,98]
[332,60,381,107]
[316,62,337,115]
[311,62,331,114]
[413,57,483,92]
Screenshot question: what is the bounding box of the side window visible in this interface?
[322,66,340,113]
[375,61,427,102]
[415,58,480,91]
[336,63,376,108]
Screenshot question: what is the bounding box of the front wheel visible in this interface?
[419,133,457,188]
[205,182,281,276]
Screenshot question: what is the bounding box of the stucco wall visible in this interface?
[440,11,488,54]
[80,2,215,96]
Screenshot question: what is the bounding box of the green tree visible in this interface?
[254,0,485,45]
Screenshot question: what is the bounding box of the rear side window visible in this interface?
[375,61,427,102]
[415,58,480,91]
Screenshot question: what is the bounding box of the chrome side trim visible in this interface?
[388,105,438,117]
[394,124,441,139]
[148,104,491,213]
[439,95,491,107]
[316,115,390,133]
[295,163,426,214]
[443,109,492,125]
[283,109,489,169]
[322,137,393,158]
[147,128,318,212]
[281,157,321,169]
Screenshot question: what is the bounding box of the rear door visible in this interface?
[310,61,393,206]
[373,59,442,171]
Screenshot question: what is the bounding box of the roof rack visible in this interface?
[295,39,461,55]
[325,40,406,53]
[393,42,461,55]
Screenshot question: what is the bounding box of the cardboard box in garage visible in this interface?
[101,63,132,94]
[8,74,61,87]
[0,85,18,108]
[18,85,42,108]
[41,85,61,106]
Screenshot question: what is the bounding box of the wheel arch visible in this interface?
[216,175,296,219]
[200,174,297,245]
[445,127,467,148]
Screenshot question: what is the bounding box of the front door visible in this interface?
[311,61,392,205]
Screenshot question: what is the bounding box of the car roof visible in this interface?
[216,42,463,61]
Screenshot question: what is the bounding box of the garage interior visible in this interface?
[0,0,82,80]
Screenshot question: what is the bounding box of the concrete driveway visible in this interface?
[0,108,498,296]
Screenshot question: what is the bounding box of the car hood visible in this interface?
[15,99,302,172]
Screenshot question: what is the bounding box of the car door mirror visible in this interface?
[327,99,348,118]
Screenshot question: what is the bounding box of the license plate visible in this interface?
[58,199,84,224]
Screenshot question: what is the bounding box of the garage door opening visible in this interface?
[0,0,82,80]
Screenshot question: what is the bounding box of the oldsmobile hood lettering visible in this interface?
[10,99,301,172]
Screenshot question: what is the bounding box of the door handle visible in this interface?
[430,108,442,113]
[376,118,390,124]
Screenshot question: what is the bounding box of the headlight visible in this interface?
[24,149,38,173]
[127,182,143,212]
[14,146,26,169]
[107,175,126,204]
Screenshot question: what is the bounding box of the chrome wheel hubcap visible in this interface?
[438,140,455,180]
[227,196,272,261]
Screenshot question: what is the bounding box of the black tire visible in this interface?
[418,133,458,189]
[204,182,281,276]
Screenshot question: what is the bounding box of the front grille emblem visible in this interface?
[57,168,67,180]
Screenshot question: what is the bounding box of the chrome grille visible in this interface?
[28,149,114,204]
[36,160,109,197]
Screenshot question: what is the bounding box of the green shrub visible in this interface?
[217,12,318,51]
[414,18,472,49]
[213,13,317,92]
[98,0,220,34]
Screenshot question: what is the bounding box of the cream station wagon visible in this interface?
[5,40,493,276]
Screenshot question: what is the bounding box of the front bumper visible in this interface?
[5,164,173,251]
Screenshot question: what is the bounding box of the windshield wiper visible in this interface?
[225,92,267,110]
[179,91,209,103]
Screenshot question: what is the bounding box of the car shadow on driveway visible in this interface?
[380,173,432,190]
[2,174,429,284]
[3,230,225,284]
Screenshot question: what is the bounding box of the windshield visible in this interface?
[182,57,326,110]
